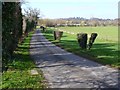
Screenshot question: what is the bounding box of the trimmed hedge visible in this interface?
[2,2,23,70]
[53,31,63,41]
[77,33,88,49]
[88,33,98,50]
[2,2,36,71]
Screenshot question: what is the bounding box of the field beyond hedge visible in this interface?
[58,26,118,42]
[42,26,119,69]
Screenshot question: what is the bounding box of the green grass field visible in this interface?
[58,26,118,42]
[42,26,119,69]
[2,31,46,89]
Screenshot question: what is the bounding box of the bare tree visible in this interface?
[24,7,41,22]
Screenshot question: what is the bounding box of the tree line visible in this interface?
[2,2,40,71]
[38,17,118,27]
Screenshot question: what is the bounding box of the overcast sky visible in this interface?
[21,0,119,19]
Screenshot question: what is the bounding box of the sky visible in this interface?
[21,0,119,19]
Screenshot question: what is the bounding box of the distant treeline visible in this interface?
[38,17,118,27]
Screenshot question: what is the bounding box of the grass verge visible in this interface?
[2,31,46,89]
[42,27,120,69]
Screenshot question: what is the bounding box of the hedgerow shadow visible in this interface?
[8,35,35,71]
[59,39,119,66]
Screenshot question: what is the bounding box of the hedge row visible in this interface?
[2,2,36,71]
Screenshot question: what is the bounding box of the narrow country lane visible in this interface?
[30,29,119,88]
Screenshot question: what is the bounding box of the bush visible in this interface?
[88,33,98,50]
[2,2,23,71]
[53,31,63,41]
[77,33,87,49]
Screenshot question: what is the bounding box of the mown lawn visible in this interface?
[2,31,46,89]
[42,26,119,69]
[58,26,118,42]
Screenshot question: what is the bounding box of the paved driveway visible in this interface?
[30,29,119,88]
